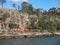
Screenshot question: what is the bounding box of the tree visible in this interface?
[28,4,33,15]
[35,9,40,14]
[34,8,41,16]
[48,7,57,15]
[0,0,6,8]
[57,24,60,30]
[21,2,29,13]
[38,15,57,32]
[21,2,34,14]
[17,5,21,10]
[56,8,60,16]
[13,3,16,10]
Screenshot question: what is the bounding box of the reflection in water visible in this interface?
[0,36,60,45]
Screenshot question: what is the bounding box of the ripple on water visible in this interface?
[0,36,60,45]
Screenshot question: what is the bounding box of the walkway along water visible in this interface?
[0,31,60,39]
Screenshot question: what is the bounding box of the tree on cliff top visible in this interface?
[0,0,6,8]
[21,2,29,13]
[12,3,17,10]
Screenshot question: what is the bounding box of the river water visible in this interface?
[0,36,60,45]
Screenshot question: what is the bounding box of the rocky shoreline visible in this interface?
[0,32,60,39]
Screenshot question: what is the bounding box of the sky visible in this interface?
[3,0,60,10]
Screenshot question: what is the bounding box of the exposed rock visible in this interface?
[0,8,30,30]
[0,8,38,31]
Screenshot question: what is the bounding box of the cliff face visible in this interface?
[0,9,30,29]
[0,8,38,30]
[0,9,20,23]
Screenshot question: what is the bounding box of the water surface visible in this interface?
[0,36,60,45]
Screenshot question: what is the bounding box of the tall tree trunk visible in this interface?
[2,1,3,8]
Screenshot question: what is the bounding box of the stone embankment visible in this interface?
[0,32,60,39]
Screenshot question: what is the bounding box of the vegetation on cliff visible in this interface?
[18,2,60,32]
[0,1,60,32]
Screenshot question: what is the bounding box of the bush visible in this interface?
[8,23,19,29]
